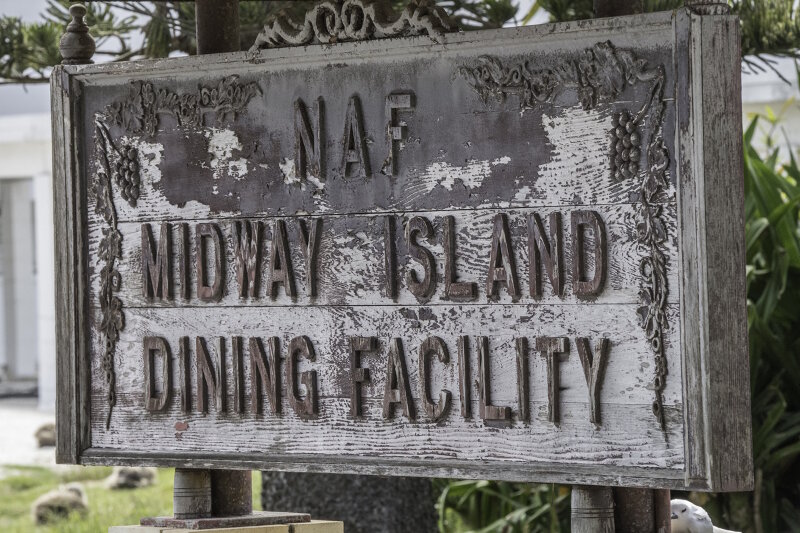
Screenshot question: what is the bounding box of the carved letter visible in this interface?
[342,95,371,179]
[232,337,245,414]
[143,336,170,412]
[178,336,191,413]
[196,223,224,302]
[419,336,452,422]
[298,218,322,297]
[405,216,436,301]
[528,212,564,298]
[178,223,190,300]
[269,219,296,298]
[233,220,262,298]
[141,223,172,300]
[349,336,377,418]
[384,93,413,176]
[486,213,520,299]
[571,210,607,297]
[249,337,281,415]
[516,338,529,422]
[287,336,318,419]
[458,336,471,418]
[577,337,610,425]
[384,216,397,300]
[382,338,415,420]
[295,97,325,180]
[444,216,477,301]
[196,337,226,414]
[537,337,569,424]
[477,336,511,422]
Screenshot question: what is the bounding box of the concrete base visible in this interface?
[139,511,311,530]
[113,519,342,532]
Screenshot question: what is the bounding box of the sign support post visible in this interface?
[188,1,255,524]
[572,1,733,532]
[570,1,668,531]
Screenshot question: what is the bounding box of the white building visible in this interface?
[0,81,56,411]
[741,57,800,155]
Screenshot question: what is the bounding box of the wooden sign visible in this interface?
[52,7,752,491]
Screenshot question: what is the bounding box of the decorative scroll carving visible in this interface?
[249,0,456,51]
[629,68,670,430]
[105,76,260,137]
[459,42,671,429]
[93,120,125,430]
[459,41,660,112]
[91,77,259,428]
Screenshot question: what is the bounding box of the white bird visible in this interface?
[670,499,740,533]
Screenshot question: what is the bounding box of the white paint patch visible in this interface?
[536,106,610,200]
[513,185,533,202]
[119,137,213,218]
[307,175,325,190]
[280,157,325,191]
[280,158,300,186]
[419,157,511,193]
[205,128,249,181]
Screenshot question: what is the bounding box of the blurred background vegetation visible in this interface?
[1,0,799,84]
[1,1,798,532]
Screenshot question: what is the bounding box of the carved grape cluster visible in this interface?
[610,111,641,180]
[112,146,140,206]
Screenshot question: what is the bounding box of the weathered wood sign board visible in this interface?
[52,8,752,491]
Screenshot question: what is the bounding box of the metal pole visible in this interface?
[192,2,251,520]
[593,0,643,17]
[211,470,253,517]
[195,0,241,55]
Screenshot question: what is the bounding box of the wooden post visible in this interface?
[173,468,212,519]
[571,486,615,532]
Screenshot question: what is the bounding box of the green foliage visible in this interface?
[736,0,800,79]
[0,16,61,84]
[435,480,570,532]
[440,0,520,28]
[519,0,593,23]
[2,0,799,84]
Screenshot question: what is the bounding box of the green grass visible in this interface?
[0,465,263,533]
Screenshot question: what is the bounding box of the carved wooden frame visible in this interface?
[52,9,751,491]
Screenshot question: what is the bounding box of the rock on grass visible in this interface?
[104,466,157,489]
[31,482,88,525]
[34,423,55,447]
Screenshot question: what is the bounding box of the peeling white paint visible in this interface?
[122,137,213,216]
[205,128,249,181]
[307,175,325,190]
[419,157,511,193]
[514,185,533,202]
[280,158,300,186]
[536,106,610,198]
[280,157,325,191]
